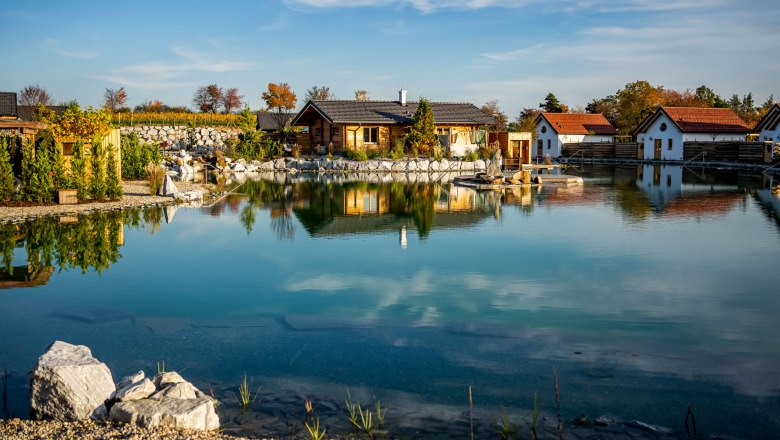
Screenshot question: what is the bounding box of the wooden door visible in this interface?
[654,139,662,160]
[521,140,531,164]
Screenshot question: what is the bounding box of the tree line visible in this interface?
[481,81,777,135]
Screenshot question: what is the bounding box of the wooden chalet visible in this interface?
[291,90,495,155]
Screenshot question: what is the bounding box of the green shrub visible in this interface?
[105,144,123,200]
[463,150,479,162]
[343,148,368,161]
[89,141,107,200]
[70,142,88,201]
[121,134,162,179]
[0,137,15,202]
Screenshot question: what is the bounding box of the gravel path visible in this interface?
[0,181,209,224]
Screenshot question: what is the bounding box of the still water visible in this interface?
[1,164,779,438]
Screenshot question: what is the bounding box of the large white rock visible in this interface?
[30,341,115,421]
[110,397,219,431]
[161,175,178,197]
[113,371,156,402]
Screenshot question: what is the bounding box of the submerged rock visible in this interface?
[30,341,116,421]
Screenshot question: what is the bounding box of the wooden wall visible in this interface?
[563,142,641,159]
[683,141,772,163]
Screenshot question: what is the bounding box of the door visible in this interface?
[654,139,662,160]
[521,140,531,164]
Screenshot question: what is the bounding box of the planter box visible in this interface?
[57,189,78,205]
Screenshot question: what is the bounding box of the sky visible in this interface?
[1,0,778,117]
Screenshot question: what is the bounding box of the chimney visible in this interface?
[399,89,407,106]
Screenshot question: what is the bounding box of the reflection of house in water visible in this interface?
[636,164,746,218]
[754,176,780,231]
[292,183,493,240]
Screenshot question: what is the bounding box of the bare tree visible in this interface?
[103,87,128,112]
[305,86,333,101]
[354,89,369,101]
[18,84,53,107]
[222,87,243,114]
[481,100,508,132]
[193,84,223,113]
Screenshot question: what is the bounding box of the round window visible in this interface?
[541,126,547,133]
[660,122,667,132]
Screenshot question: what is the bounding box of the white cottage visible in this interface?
[534,113,617,158]
[633,107,751,161]
[754,103,780,144]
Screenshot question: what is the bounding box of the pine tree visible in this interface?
[406,98,437,157]
[540,93,564,113]
[0,137,15,202]
[19,141,36,202]
[71,142,88,201]
[105,144,123,200]
[89,141,107,200]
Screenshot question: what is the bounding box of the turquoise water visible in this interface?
[1,164,779,437]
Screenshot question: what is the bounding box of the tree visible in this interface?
[103,87,128,113]
[193,84,223,113]
[730,93,759,125]
[540,93,564,113]
[613,80,665,134]
[305,86,333,101]
[0,137,15,202]
[661,89,706,107]
[586,95,618,126]
[222,87,243,114]
[695,85,728,108]
[354,89,369,101]
[18,84,53,107]
[758,94,776,119]
[261,82,297,134]
[481,100,508,132]
[507,108,540,137]
[406,98,437,156]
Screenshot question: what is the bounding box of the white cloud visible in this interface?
[43,38,97,60]
[284,0,535,13]
[481,44,544,61]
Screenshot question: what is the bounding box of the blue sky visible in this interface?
[1,0,778,117]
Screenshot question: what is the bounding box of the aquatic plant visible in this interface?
[357,402,375,438]
[235,372,259,410]
[554,367,563,440]
[496,408,518,440]
[685,403,699,440]
[469,386,475,440]
[344,390,385,437]
[530,388,542,440]
[304,417,327,440]
[156,360,166,375]
[375,399,385,430]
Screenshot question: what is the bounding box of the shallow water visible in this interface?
[1,164,779,438]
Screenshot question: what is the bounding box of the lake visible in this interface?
[1,164,779,438]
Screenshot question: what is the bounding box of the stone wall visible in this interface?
[119,125,241,150]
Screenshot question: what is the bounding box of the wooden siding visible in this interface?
[683,141,771,163]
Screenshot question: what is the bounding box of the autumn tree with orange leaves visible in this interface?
[261,83,297,139]
[103,87,128,113]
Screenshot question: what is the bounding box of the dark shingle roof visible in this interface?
[256,112,294,131]
[16,105,68,122]
[0,92,17,117]
[293,100,495,126]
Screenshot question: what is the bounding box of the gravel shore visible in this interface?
[0,181,209,224]
[0,418,251,440]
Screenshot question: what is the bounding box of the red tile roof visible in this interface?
[636,107,751,135]
[537,113,617,135]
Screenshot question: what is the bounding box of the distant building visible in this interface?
[291,90,495,155]
[754,103,780,143]
[633,107,751,161]
[534,113,617,158]
[0,92,17,119]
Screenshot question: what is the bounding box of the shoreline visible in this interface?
[0,181,209,225]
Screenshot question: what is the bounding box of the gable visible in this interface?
[754,103,780,132]
[635,107,751,135]
[536,113,617,135]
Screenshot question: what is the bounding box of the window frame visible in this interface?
[363,127,379,144]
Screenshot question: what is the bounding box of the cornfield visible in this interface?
[112,112,242,127]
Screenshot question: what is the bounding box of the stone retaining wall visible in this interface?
[120,126,241,150]
[222,157,493,174]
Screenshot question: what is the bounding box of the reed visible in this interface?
[156,360,166,375]
[236,372,259,410]
[496,408,518,440]
[530,388,541,440]
[304,417,327,440]
[469,386,474,440]
[685,403,699,440]
[145,163,164,196]
[554,367,563,440]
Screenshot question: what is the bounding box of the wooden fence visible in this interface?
[683,142,772,163]
[562,142,640,159]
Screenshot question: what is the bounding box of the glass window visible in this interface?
[667,139,673,150]
[547,139,551,149]
[363,127,378,143]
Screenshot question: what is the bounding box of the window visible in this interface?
[62,143,74,156]
[660,122,667,132]
[537,140,543,149]
[315,127,322,136]
[331,127,339,136]
[363,127,378,143]
[547,139,551,149]
[667,139,673,150]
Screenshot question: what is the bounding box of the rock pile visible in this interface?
[120,126,241,150]
[30,341,219,432]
